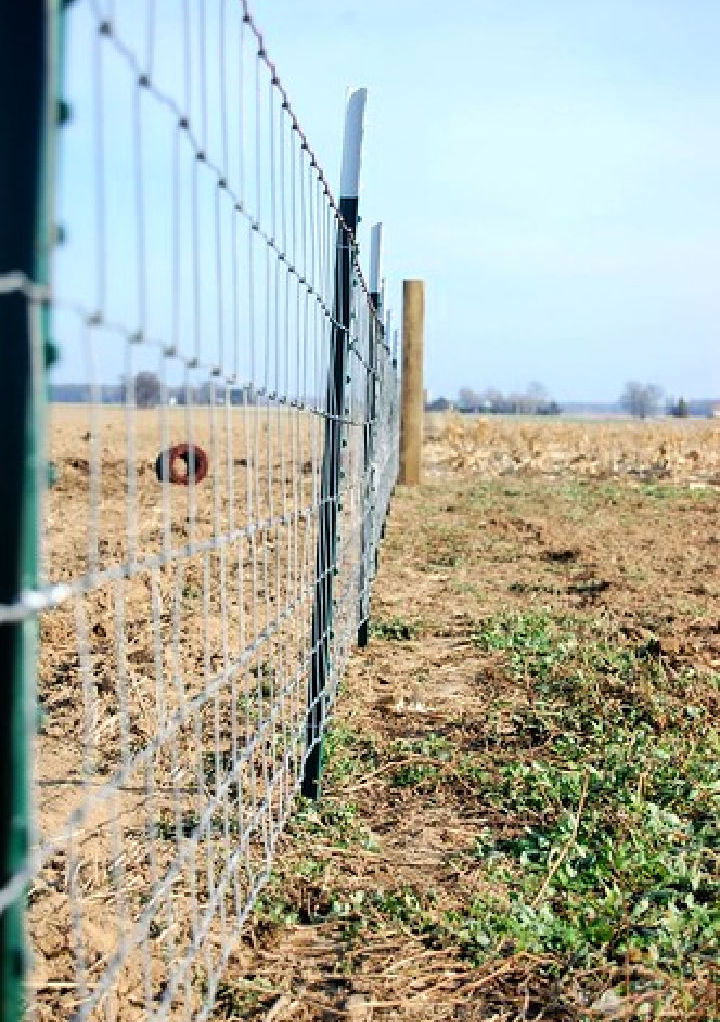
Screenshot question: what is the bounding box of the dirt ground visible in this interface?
[30,403,343,1020]
[211,417,720,1020]
[30,413,719,1020]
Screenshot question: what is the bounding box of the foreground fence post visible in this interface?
[399,280,425,486]
[0,2,57,1016]
[302,88,366,799]
[357,222,383,648]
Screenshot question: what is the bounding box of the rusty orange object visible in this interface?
[155,443,209,485]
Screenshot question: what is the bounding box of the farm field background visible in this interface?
[33,409,719,1019]
[214,414,720,1020]
[425,413,720,486]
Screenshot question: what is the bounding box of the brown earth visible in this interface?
[29,412,720,1020]
[212,418,719,1020]
[31,404,331,1020]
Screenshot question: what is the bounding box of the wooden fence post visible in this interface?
[399,280,424,486]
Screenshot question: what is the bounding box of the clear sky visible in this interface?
[251,0,720,403]
[55,0,720,404]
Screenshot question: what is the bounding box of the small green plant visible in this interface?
[249,660,275,697]
[212,980,272,1016]
[390,762,441,788]
[370,617,419,641]
[155,809,199,840]
[290,797,363,848]
[323,724,377,783]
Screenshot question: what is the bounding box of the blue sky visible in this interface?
[55,0,720,403]
[251,0,720,402]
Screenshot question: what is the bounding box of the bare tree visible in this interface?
[620,382,663,420]
[668,396,689,418]
[479,387,503,412]
[458,387,481,412]
[525,381,548,414]
[134,371,162,409]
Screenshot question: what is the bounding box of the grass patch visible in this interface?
[236,475,720,1017]
[464,611,720,978]
[284,609,719,1003]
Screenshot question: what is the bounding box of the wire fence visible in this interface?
[0,2,399,1018]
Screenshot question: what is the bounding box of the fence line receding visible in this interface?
[0,2,400,1018]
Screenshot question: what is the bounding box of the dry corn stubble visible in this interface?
[425,412,720,486]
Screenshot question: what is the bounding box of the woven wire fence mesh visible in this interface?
[0,1,399,1018]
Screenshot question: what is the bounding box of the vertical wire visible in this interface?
[110,579,131,976]
[279,104,292,807]
[290,133,302,787]
[215,187,224,377]
[202,548,217,999]
[261,75,272,659]
[234,21,251,870]
[305,154,318,768]
[92,21,106,318]
[222,235,241,939]
[145,0,156,80]
[199,0,208,155]
[237,12,246,201]
[227,15,244,901]
[149,568,175,988]
[70,596,94,1008]
[246,85,262,861]
[134,80,147,341]
[182,0,192,119]
[238,17,254,868]
[269,79,283,816]
[84,323,102,577]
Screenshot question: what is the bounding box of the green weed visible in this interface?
[462,611,720,975]
[370,617,419,641]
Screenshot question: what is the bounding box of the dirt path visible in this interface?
[217,474,719,1021]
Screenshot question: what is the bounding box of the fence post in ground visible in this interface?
[357,222,383,648]
[0,2,58,1016]
[301,88,366,799]
[399,280,425,486]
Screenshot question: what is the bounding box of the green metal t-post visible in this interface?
[0,3,59,1017]
[301,89,366,799]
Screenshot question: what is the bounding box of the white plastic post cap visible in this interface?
[340,88,367,199]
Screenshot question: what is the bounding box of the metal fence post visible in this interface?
[0,2,58,1016]
[301,88,366,800]
[357,222,383,648]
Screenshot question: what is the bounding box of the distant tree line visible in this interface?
[121,372,262,408]
[426,381,708,419]
[49,374,260,408]
[426,382,562,415]
[46,373,717,420]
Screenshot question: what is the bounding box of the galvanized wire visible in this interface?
[0,2,399,1019]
